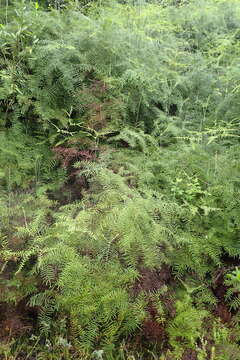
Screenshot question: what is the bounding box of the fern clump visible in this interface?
[167,295,207,352]
[1,0,240,358]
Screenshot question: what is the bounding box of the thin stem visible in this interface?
[5,0,8,24]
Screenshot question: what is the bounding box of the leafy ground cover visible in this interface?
[0,0,240,359]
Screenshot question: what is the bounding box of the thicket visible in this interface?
[0,0,240,359]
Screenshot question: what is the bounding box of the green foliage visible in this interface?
[0,122,66,190]
[167,295,207,351]
[225,268,240,311]
[2,0,240,138]
[1,0,240,359]
[225,268,240,293]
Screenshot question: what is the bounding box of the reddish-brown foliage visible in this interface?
[182,348,198,360]
[131,266,174,345]
[212,267,233,323]
[132,265,171,295]
[53,146,95,169]
[142,318,165,342]
[0,301,36,341]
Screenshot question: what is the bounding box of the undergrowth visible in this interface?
[0,0,240,359]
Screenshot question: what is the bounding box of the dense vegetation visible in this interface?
[0,0,240,359]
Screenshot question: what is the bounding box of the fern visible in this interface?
[1,1,240,358]
[167,295,207,349]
